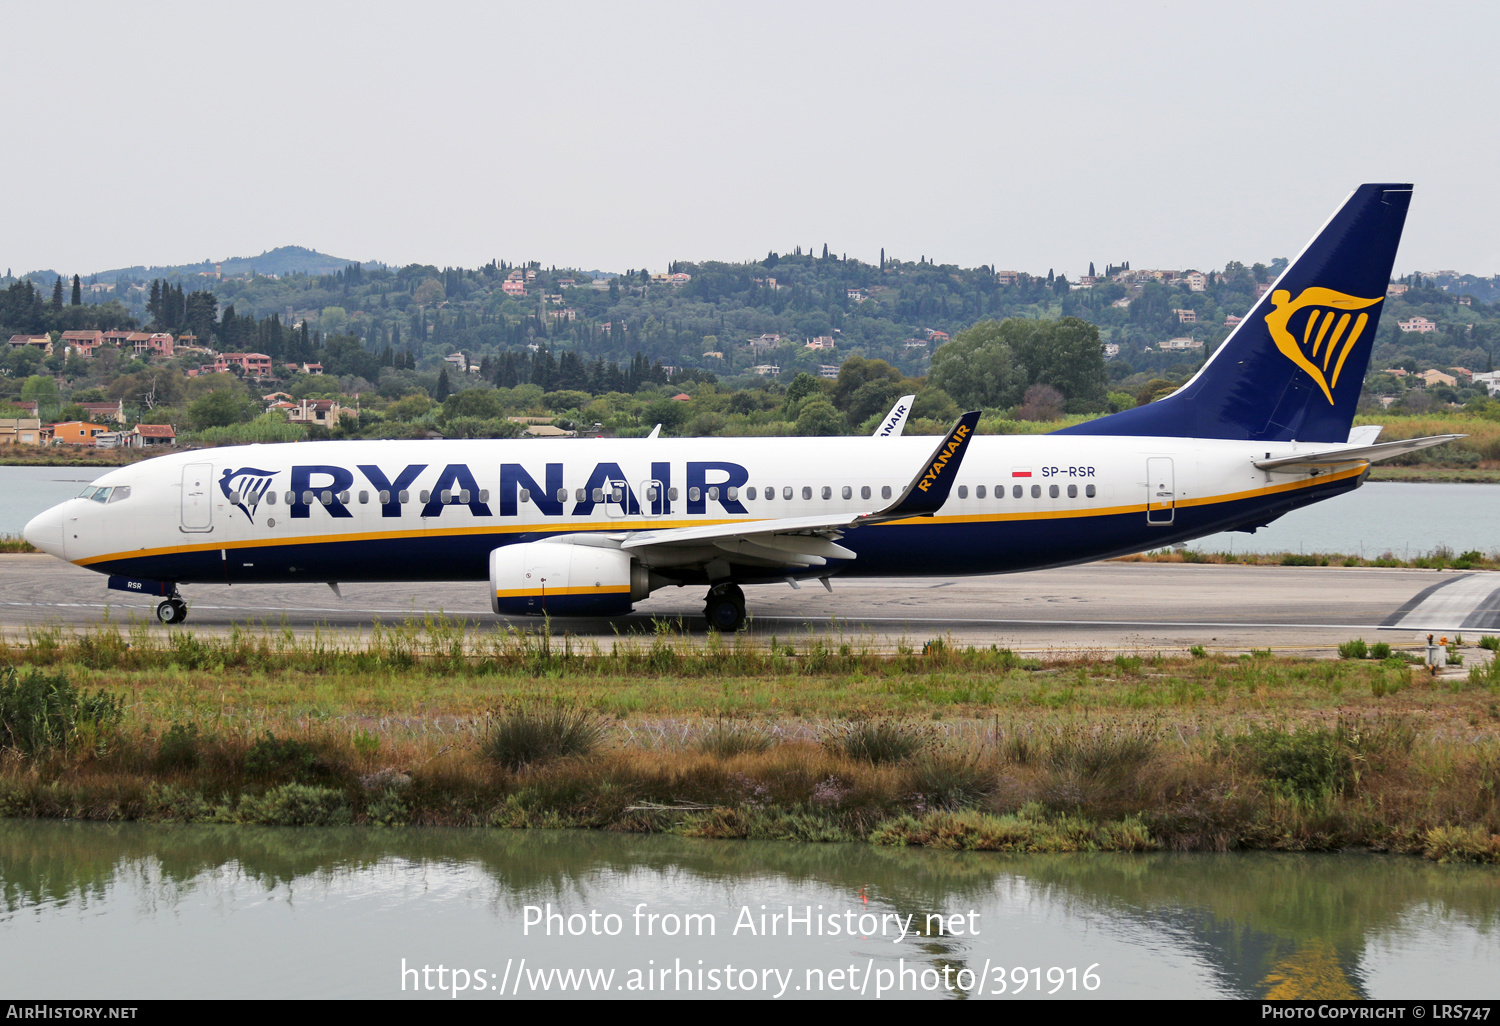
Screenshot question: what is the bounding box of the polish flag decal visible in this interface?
[1011,468,1032,478]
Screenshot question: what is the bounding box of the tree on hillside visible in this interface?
[51,277,63,310]
[931,317,1106,412]
[71,275,81,306]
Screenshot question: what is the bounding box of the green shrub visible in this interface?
[1477,636,1500,652]
[237,784,352,826]
[821,719,930,764]
[1369,642,1392,660]
[0,666,122,757]
[1338,639,1368,660]
[243,733,322,780]
[1239,725,1353,797]
[481,706,606,770]
[155,722,201,771]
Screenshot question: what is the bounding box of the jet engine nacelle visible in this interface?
[490,541,650,617]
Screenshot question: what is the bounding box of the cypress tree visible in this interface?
[70,274,81,305]
[51,276,63,309]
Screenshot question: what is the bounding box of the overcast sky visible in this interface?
[5,1,1497,279]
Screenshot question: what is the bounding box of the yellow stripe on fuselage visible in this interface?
[493,585,631,598]
[72,464,1366,568]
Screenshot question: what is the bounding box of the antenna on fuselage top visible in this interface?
[647,424,662,439]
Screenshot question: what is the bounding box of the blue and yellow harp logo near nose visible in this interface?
[1263,287,1383,404]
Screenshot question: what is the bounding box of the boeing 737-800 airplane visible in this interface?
[24,184,1457,630]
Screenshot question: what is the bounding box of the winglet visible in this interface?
[864,411,981,521]
[871,394,917,437]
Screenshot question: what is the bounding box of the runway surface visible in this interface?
[3,554,1498,657]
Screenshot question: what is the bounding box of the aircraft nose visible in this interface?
[23,504,66,559]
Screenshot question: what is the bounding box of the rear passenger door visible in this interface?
[181,463,214,532]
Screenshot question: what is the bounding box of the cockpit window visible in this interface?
[80,486,110,503]
[107,486,131,503]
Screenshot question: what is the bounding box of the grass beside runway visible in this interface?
[0,617,1497,861]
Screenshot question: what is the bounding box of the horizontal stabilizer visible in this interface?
[1253,433,1463,471]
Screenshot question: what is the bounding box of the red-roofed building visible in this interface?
[78,400,125,424]
[286,398,346,429]
[8,334,51,354]
[130,424,176,448]
[60,330,103,357]
[212,352,274,378]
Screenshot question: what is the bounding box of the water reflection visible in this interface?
[0,822,1494,999]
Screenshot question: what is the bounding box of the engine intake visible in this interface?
[490,541,650,617]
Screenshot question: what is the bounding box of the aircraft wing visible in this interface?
[1253,433,1463,471]
[621,411,980,570]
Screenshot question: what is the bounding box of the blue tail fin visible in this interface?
[1059,183,1412,443]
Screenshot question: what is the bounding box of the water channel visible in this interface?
[0,822,1494,1000]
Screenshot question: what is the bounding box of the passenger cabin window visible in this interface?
[398,490,410,503]
[881,486,892,499]
[265,492,276,505]
[842,485,852,499]
[339,490,351,504]
[557,488,568,503]
[747,487,757,500]
[592,488,604,502]
[1067,484,1077,498]
[379,490,391,504]
[669,487,679,501]
[783,487,793,500]
[707,487,718,501]
[1048,485,1059,498]
[861,486,871,500]
[419,490,431,503]
[976,485,986,499]
[1086,484,1096,498]
[1013,485,1023,498]
[821,486,831,500]
[358,491,369,504]
[1030,485,1041,498]
[957,485,968,499]
[802,486,812,500]
[519,489,530,503]
[575,488,586,501]
[726,486,738,501]
[689,487,701,501]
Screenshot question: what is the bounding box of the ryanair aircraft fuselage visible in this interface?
[22,183,1456,630]
[31,432,1367,586]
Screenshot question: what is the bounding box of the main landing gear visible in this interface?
[155,592,188,625]
[704,583,746,632]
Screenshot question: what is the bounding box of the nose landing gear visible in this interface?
[155,594,188,624]
[704,583,746,632]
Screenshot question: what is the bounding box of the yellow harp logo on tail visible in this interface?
[1263,287,1383,404]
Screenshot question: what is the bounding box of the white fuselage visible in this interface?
[27,433,1364,589]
